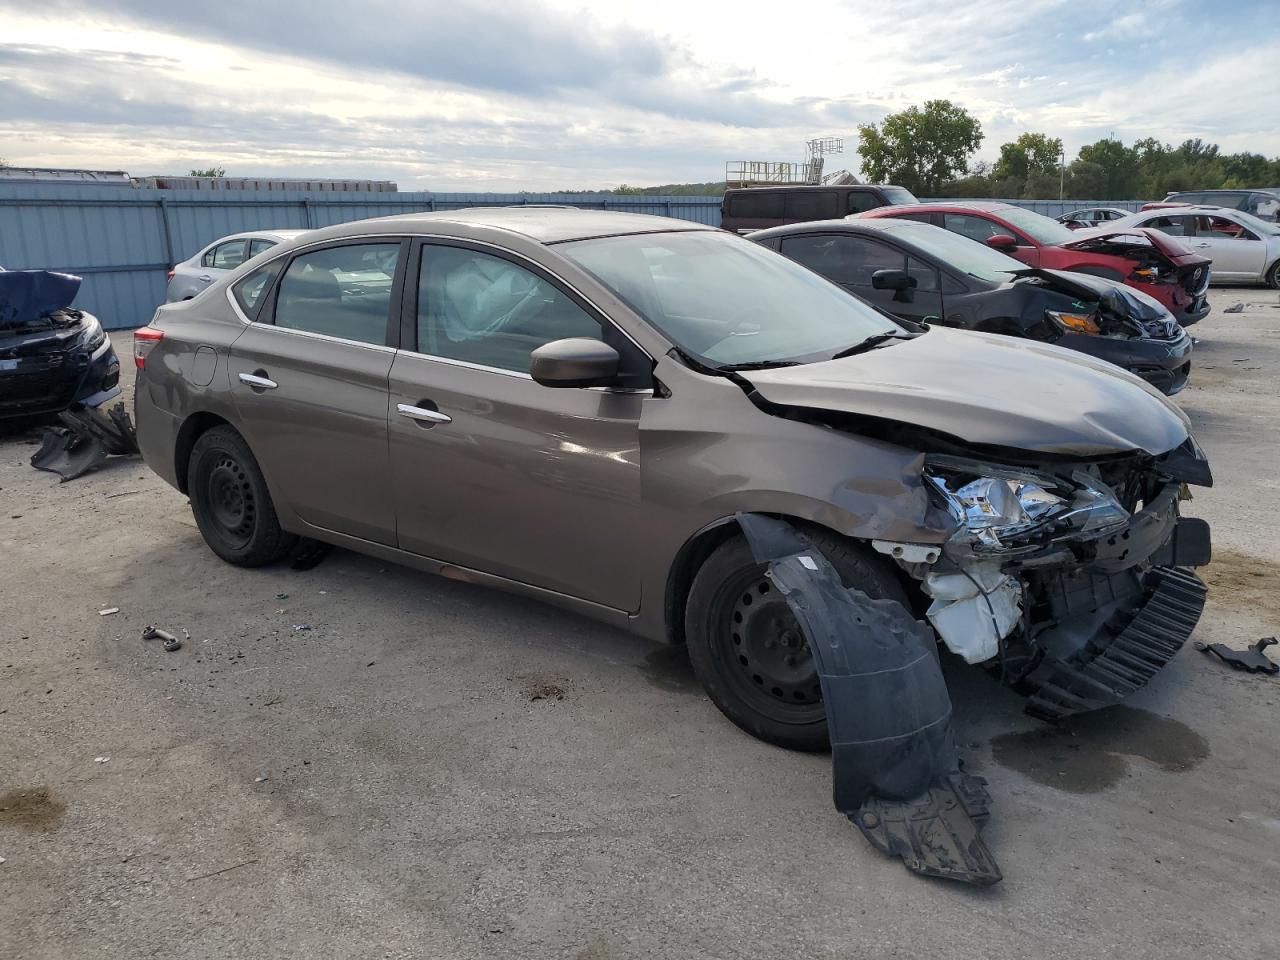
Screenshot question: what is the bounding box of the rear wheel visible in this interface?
[1266,260,1280,290]
[188,425,296,566]
[684,527,912,751]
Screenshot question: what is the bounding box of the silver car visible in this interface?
[166,229,308,302]
[1112,206,1280,287]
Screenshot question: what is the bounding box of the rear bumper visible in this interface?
[133,373,183,489]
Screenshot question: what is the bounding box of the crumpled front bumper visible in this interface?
[0,332,120,419]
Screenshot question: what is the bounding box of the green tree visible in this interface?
[1064,160,1107,199]
[992,133,1063,184]
[856,99,983,194]
[189,166,226,178]
[1075,139,1141,199]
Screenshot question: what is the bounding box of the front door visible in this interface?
[227,238,407,545]
[941,212,1041,267]
[387,240,646,610]
[777,233,944,323]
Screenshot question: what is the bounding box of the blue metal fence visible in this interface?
[0,182,1149,330]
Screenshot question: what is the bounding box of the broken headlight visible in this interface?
[925,458,1129,549]
[1045,309,1101,335]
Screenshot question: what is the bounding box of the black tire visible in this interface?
[685,526,912,752]
[188,425,296,566]
[1266,260,1280,290]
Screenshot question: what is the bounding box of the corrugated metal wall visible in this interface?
[0,182,1150,330]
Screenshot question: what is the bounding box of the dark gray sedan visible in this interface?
[133,208,1211,750]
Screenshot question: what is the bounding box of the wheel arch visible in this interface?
[662,513,919,647]
[174,410,234,494]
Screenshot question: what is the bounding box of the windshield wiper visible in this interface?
[828,330,914,360]
[722,359,804,371]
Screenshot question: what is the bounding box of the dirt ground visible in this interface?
[2,287,1278,959]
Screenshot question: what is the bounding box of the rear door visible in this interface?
[1188,215,1266,279]
[386,240,647,610]
[777,233,944,323]
[227,238,407,545]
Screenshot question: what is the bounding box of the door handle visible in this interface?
[238,372,278,390]
[397,402,451,425]
[199,274,214,282]
[1193,242,1210,248]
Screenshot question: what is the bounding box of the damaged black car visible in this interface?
[0,269,121,420]
[752,217,1194,395]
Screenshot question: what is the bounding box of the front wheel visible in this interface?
[684,528,912,752]
[188,425,296,566]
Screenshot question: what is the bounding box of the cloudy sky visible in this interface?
[1,0,1276,191]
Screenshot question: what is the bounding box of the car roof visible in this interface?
[210,229,310,243]
[749,217,941,246]
[868,200,1015,214]
[1133,205,1242,216]
[723,184,904,192]
[317,206,715,244]
[1169,187,1280,197]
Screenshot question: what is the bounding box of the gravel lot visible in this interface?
[2,287,1278,959]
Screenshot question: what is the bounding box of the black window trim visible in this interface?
[401,236,654,387]
[258,236,411,350]
[204,238,249,270]
[775,229,959,294]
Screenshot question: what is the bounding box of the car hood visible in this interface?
[740,327,1190,457]
[1015,268,1170,322]
[1063,226,1202,261]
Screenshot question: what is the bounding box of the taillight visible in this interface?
[166,268,175,281]
[134,326,164,369]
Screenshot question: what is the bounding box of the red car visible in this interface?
[859,201,1212,325]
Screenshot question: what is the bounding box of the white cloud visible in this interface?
[0,0,1276,189]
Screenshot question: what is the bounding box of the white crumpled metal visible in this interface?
[922,562,1021,665]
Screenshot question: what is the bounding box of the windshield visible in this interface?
[1233,210,1280,236]
[881,186,920,205]
[998,207,1078,245]
[890,223,1026,283]
[558,231,901,367]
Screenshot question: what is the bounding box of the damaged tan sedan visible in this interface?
[134,208,1212,751]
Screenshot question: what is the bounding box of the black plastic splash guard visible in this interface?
[736,513,1001,886]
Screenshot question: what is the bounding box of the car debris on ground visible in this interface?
[141,626,182,652]
[1196,637,1279,675]
[30,401,140,481]
[739,514,1001,886]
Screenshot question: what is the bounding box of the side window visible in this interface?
[943,213,1004,242]
[1196,216,1247,239]
[779,234,904,287]
[846,193,881,214]
[416,245,601,374]
[273,242,400,345]
[204,240,248,270]
[783,192,839,221]
[232,260,284,320]
[728,192,782,220]
[1147,215,1192,236]
[248,238,277,258]
[906,254,940,293]
[898,212,938,225]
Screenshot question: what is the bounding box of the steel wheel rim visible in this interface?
[206,455,256,548]
[716,568,824,723]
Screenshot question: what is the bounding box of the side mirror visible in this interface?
[530,337,620,388]
[871,269,915,292]
[985,233,1018,250]
[871,268,917,302]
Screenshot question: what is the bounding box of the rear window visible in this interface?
[727,192,782,220]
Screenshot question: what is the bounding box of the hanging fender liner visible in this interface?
[736,513,1002,886]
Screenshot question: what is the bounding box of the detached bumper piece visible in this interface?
[1025,566,1207,723]
[31,401,139,481]
[738,513,1001,886]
